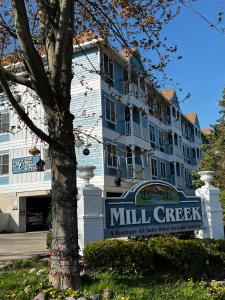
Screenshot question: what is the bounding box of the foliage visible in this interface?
[0,259,219,300]
[83,239,153,275]
[193,88,225,190]
[84,237,225,280]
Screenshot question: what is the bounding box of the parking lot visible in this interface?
[0,231,48,261]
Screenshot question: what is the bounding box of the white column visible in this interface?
[195,171,224,240]
[77,165,104,254]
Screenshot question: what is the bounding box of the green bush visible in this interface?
[83,239,153,275]
[83,237,225,279]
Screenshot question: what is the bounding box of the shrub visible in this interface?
[83,237,225,279]
[83,239,153,275]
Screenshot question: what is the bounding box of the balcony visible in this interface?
[127,164,144,179]
[125,121,149,142]
[176,176,186,189]
[174,145,183,158]
[125,122,131,135]
[172,118,182,131]
[133,122,142,138]
[124,83,146,104]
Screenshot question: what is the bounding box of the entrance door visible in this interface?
[26,196,51,231]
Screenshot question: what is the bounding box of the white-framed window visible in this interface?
[103,53,114,80]
[0,113,9,133]
[105,97,116,123]
[149,124,155,149]
[160,161,166,179]
[151,158,157,177]
[107,144,117,168]
[0,154,9,175]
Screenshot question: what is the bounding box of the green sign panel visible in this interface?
[104,181,203,238]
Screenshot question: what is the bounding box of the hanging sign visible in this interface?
[12,155,41,174]
[104,181,203,238]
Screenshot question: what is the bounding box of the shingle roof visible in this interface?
[0,31,99,67]
[184,112,197,124]
[160,89,175,102]
[201,128,211,136]
[73,31,99,44]
[118,47,137,61]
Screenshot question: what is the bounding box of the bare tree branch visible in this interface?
[0,14,17,39]
[12,0,54,109]
[0,66,51,144]
[2,68,35,89]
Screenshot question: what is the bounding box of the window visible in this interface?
[105,98,116,123]
[0,154,9,175]
[149,124,155,147]
[172,107,176,118]
[151,158,157,177]
[103,54,114,80]
[159,130,164,152]
[160,162,166,179]
[123,69,129,94]
[0,113,9,133]
[174,133,178,146]
[107,144,117,168]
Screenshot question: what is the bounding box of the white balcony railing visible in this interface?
[142,127,149,142]
[174,145,183,158]
[133,122,142,139]
[176,176,186,189]
[172,118,182,131]
[127,164,144,179]
[125,122,131,135]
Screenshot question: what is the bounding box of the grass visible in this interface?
[0,259,223,300]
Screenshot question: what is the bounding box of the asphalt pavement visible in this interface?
[0,231,48,261]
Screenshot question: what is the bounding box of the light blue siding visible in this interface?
[76,139,103,177]
[44,171,51,181]
[72,48,99,83]
[0,176,9,185]
[0,134,9,143]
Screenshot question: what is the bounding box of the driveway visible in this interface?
[0,231,48,261]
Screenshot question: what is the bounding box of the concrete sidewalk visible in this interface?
[0,231,48,261]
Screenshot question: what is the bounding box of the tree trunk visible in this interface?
[48,111,80,289]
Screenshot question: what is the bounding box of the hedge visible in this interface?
[83,237,225,279]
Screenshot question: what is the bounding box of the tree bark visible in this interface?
[48,110,80,289]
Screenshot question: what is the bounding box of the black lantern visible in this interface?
[83,148,90,156]
[36,159,46,171]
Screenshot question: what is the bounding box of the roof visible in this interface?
[201,128,211,136]
[73,31,99,44]
[118,47,137,61]
[160,89,175,102]
[0,31,99,67]
[184,113,197,124]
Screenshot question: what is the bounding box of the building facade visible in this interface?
[0,34,208,232]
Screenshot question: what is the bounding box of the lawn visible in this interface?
[0,258,224,300]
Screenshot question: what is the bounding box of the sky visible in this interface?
[162,0,225,129]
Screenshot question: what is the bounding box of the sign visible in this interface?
[104,181,203,238]
[12,155,40,174]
